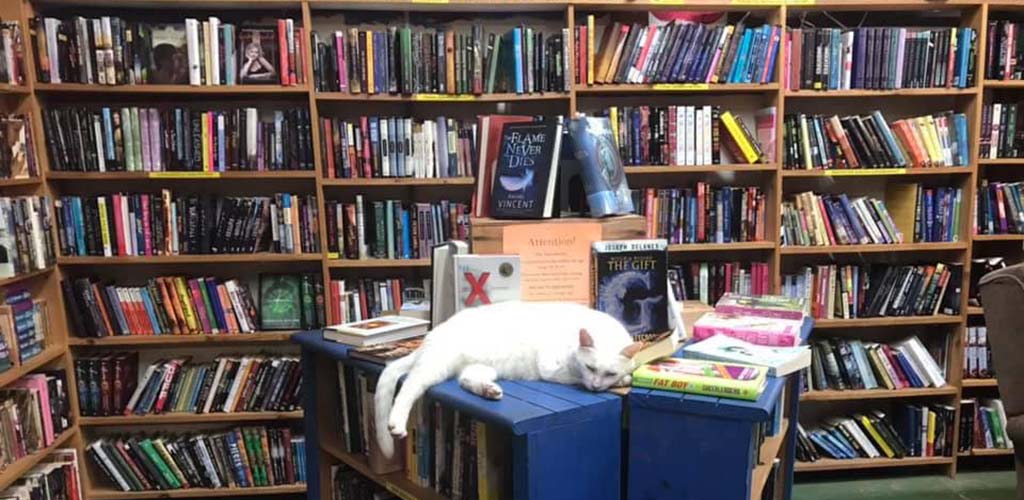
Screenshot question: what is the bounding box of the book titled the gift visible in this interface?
[631,358,767,401]
[693,312,803,347]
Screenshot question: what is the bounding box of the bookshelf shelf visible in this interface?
[795,456,954,473]
[46,171,318,181]
[68,332,298,346]
[327,258,431,268]
[0,84,29,95]
[961,448,1014,457]
[321,177,475,187]
[962,378,999,388]
[812,315,963,329]
[800,387,959,402]
[779,242,968,255]
[315,92,569,102]
[0,266,54,288]
[784,88,978,98]
[57,254,322,265]
[751,420,790,500]
[0,428,77,492]
[0,177,42,187]
[87,484,308,500]
[982,80,1024,89]
[667,242,775,252]
[968,306,984,316]
[79,411,303,426]
[979,158,1024,165]
[972,234,1024,242]
[33,83,311,95]
[0,346,65,389]
[781,167,970,178]
[625,164,777,174]
[321,439,447,500]
[575,83,779,94]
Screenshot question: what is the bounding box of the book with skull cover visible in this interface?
[591,239,668,341]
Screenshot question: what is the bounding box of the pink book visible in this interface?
[335,31,348,93]
[692,312,802,347]
[12,375,53,445]
[705,29,728,83]
[141,195,152,256]
[713,293,808,321]
[187,279,213,334]
[112,194,126,256]
[154,360,181,413]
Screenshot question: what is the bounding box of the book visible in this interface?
[805,335,947,392]
[349,338,424,365]
[237,27,279,84]
[490,118,563,219]
[683,334,810,376]
[325,199,470,261]
[781,191,910,246]
[977,180,1024,234]
[986,21,1024,81]
[0,21,25,85]
[692,312,803,347]
[474,115,535,218]
[149,24,188,84]
[0,196,55,278]
[0,370,72,471]
[259,275,302,330]
[329,277,426,324]
[0,115,38,179]
[452,255,521,313]
[567,115,633,217]
[669,262,772,306]
[632,184,767,244]
[324,315,429,348]
[591,239,668,340]
[631,358,768,401]
[714,293,808,321]
[799,407,957,461]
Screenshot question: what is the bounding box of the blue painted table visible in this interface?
[294,330,623,500]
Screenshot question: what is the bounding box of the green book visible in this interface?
[632,358,767,401]
[121,108,135,171]
[140,439,182,489]
[131,107,143,171]
[246,428,267,486]
[300,274,316,330]
[385,200,395,260]
[197,279,219,333]
[486,33,501,93]
[400,27,412,93]
[259,274,301,330]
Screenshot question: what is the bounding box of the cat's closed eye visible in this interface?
[585,363,596,371]
[603,370,616,377]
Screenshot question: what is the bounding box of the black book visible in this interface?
[490,118,563,219]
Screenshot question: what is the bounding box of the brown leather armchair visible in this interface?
[979,264,1024,499]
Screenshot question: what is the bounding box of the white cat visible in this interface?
[373,301,642,458]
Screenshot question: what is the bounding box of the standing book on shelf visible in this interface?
[567,115,634,217]
[149,24,189,84]
[238,27,279,84]
[475,115,534,218]
[490,118,563,219]
[591,239,668,339]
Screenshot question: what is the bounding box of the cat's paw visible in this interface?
[387,417,408,439]
[481,383,503,400]
[614,374,632,388]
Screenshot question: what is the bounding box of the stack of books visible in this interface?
[981,101,1024,159]
[977,180,1024,234]
[964,326,993,379]
[691,293,809,347]
[986,21,1024,81]
[0,371,73,468]
[806,335,947,392]
[0,288,48,365]
[0,196,55,278]
[0,21,25,85]
[797,407,956,462]
[782,192,903,247]
[43,106,314,172]
[33,16,307,86]
[329,277,425,323]
[960,399,1013,452]
[320,116,475,179]
[783,111,969,170]
[312,25,568,95]
[782,263,962,320]
[0,449,82,500]
[0,115,38,179]
[87,426,306,492]
[325,197,469,261]
[786,26,977,90]
[632,185,767,244]
[576,16,781,85]
[668,262,771,307]
[55,192,321,256]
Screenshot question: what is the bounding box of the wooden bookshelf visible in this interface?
[0,428,77,492]
[575,83,779,94]
[87,484,308,500]
[751,420,790,500]
[962,378,1000,388]
[320,439,447,500]
[68,332,298,346]
[968,306,985,316]
[784,88,978,97]
[46,171,318,181]
[801,387,959,402]
[794,456,955,473]
[0,346,66,389]
[961,448,1014,457]
[315,92,570,102]
[321,177,475,186]
[625,164,777,174]
[972,234,1024,242]
[34,83,311,94]
[0,266,54,288]
[979,158,1024,165]
[57,254,323,265]
[327,258,431,268]
[810,315,964,329]
[667,242,776,252]
[0,177,43,187]
[779,242,969,255]
[780,167,970,177]
[80,411,304,426]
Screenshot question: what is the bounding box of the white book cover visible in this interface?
[325,315,429,347]
[684,106,695,166]
[694,107,704,166]
[185,19,201,85]
[702,105,713,165]
[682,333,810,376]
[453,254,521,312]
[209,17,220,85]
[675,107,684,165]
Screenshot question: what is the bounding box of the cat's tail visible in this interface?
[374,349,419,458]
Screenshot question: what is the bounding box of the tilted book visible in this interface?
[567,115,634,217]
[632,357,767,401]
[714,293,808,321]
[682,334,810,376]
[693,312,803,347]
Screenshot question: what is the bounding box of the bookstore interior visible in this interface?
[2,0,1024,499]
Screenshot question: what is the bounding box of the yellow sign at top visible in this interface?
[651,83,710,91]
[413,93,477,101]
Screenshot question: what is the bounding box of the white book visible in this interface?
[405,118,414,176]
[224,281,251,332]
[684,106,695,166]
[222,356,252,412]
[431,240,468,327]
[897,336,946,387]
[325,315,429,347]
[337,361,351,446]
[169,200,179,254]
[355,194,367,259]
[381,118,391,177]
[626,27,649,84]
[842,30,854,89]
[843,419,881,458]
[44,19,61,83]
[185,19,201,85]
[978,326,989,376]
[848,340,878,389]
[124,363,159,413]
[193,438,223,488]
[208,17,220,85]
[92,115,107,172]
[988,399,1013,447]
[682,334,810,376]
[991,103,1002,159]
[694,107,705,166]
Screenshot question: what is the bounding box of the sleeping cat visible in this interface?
[374,301,642,458]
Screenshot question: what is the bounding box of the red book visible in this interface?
[278,19,290,85]
[154,360,181,413]
[335,32,348,92]
[323,119,336,179]
[360,116,372,178]
[577,26,587,85]
[141,195,152,255]
[216,284,239,333]
[632,27,657,78]
[815,195,837,245]
[296,27,306,84]
[644,188,655,237]
[790,29,802,90]
[760,27,779,84]
[882,345,909,389]
[99,357,112,416]
[281,428,295,484]
[112,194,126,256]
[697,183,706,242]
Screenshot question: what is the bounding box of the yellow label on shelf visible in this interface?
[731,0,782,4]
[824,168,906,176]
[385,483,418,500]
[413,94,476,101]
[327,252,340,259]
[412,0,449,3]
[651,83,710,91]
[786,0,815,4]
[148,171,221,179]
[650,0,685,4]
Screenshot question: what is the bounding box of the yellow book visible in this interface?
[914,117,941,166]
[866,347,895,389]
[476,420,507,500]
[858,414,895,458]
[884,182,919,239]
[609,107,619,147]
[927,409,937,453]
[173,276,200,333]
[201,112,210,172]
[799,115,813,170]
[923,115,945,166]
[366,31,375,94]
[202,21,211,85]
[587,15,595,85]
[721,111,759,164]
[97,196,112,256]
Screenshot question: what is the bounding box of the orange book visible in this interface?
[172,277,200,333]
[233,429,256,486]
[892,121,926,168]
[603,24,631,84]
[90,284,116,337]
[156,278,182,335]
[594,23,619,85]
[365,31,375,94]
[445,30,456,93]
[277,19,289,85]
[217,285,240,333]
[291,200,301,254]
[323,119,335,178]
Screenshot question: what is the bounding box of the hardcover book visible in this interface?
[490,118,563,219]
[567,115,634,217]
[324,315,428,348]
[149,24,188,84]
[349,338,424,365]
[452,254,521,312]
[238,27,279,84]
[683,334,810,376]
[259,274,301,330]
[692,312,803,347]
[591,239,668,340]
[631,357,767,401]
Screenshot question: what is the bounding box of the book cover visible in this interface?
[682,334,810,376]
[693,312,803,347]
[349,338,424,365]
[591,239,668,340]
[325,315,428,347]
[714,293,808,320]
[148,23,188,84]
[631,357,767,401]
[452,254,521,312]
[258,274,301,330]
[567,115,634,217]
[238,27,279,84]
[490,118,563,219]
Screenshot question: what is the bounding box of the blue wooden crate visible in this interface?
[294,331,623,500]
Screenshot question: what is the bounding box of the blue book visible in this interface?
[187,366,207,410]
[688,193,697,242]
[101,108,115,164]
[730,29,754,83]
[895,350,925,387]
[740,28,762,84]
[73,197,87,255]
[871,111,907,166]
[721,187,731,243]
[853,28,866,89]
[139,289,162,335]
[224,25,236,85]
[203,278,227,331]
[849,340,878,389]
[808,431,844,459]
[631,108,642,163]
[830,29,841,89]
[225,432,250,487]
[387,117,398,177]
[401,209,411,259]
[924,189,935,242]
[491,118,563,218]
[837,194,869,244]
[958,28,972,88]
[955,114,969,165]
[567,116,633,217]
[368,117,380,175]
[103,287,130,335]
[513,28,524,94]
[822,428,857,458]
[217,113,226,171]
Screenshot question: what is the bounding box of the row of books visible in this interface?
[0,196,56,278]
[33,17,306,86]
[320,116,475,179]
[44,106,314,172]
[986,21,1024,81]
[977,180,1024,235]
[330,465,394,500]
[633,185,767,244]
[607,105,771,166]
[0,449,82,500]
[578,17,781,85]
[782,111,969,170]
[0,289,48,368]
[329,278,423,324]
[781,263,962,320]
[781,192,903,247]
[315,25,568,96]
[668,262,771,307]
[87,426,306,492]
[0,21,24,85]
[0,115,38,180]
[912,186,963,243]
[981,102,1024,159]
[75,353,137,417]
[960,399,1013,452]
[54,192,320,256]
[964,326,994,380]
[806,335,946,392]
[326,198,469,261]
[798,406,956,462]
[0,371,72,470]
[786,27,977,91]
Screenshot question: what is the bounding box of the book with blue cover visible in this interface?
[490,117,563,219]
[567,115,633,218]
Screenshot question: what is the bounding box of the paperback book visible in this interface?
[490,118,563,219]
[632,358,768,401]
[591,239,668,340]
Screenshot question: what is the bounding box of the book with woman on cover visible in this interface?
[238,27,279,84]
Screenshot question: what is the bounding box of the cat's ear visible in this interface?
[620,341,645,359]
[578,328,594,348]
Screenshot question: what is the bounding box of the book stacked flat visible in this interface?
[632,185,767,244]
[782,192,903,247]
[806,335,947,392]
[960,399,1013,453]
[977,180,1024,234]
[668,262,771,307]
[326,197,469,261]
[0,196,55,278]
[0,114,38,180]
[981,102,1024,159]
[43,106,314,172]
[33,16,307,86]
[782,263,962,320]
[797,407,956,462]
[313,25,567,95]
[87,426,306,492]
[55,192,321,256]
[0,370,73,469]
[329,277,424,324]
[320,116,475,179]
[0,288,48,364]
[786,27,977,90]
[0,21,25,85]
[986,21,1024,81]
[577,16,781,85]
[0,448,83,500]
[783,111,969,170]
[964,326,993,380]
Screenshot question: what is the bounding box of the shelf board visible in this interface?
[751,420,789,500]
[0,177,42,187]
[785,88,977,97]
[34,83,310,94]
[979,158,1024,165]
[801,386,958,402]
[667,242,775,252]
[316,92,569,102]
[322,177,475,187]
[87,484,307,500]
[625,164,777,174]
[46,171,317,181]
[69,332,297,347]
[0,427,77,491]
[972,234,1024,241]
[0,84,29,95]
[575,83,778,94]
[780,242,968,255]
[960,448,1014,457]
[58,254,322,265]
[80,411,303,426]
[328,258,431,268]
[0,346,65,389]
[321,440,447,500]
[781,167,970,177]
[962,378,999,388]
[0,266,54,288]
[795,456,954,472]
[968,306,984,316]
[812,315,963,329]
[983,80,1024,89]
